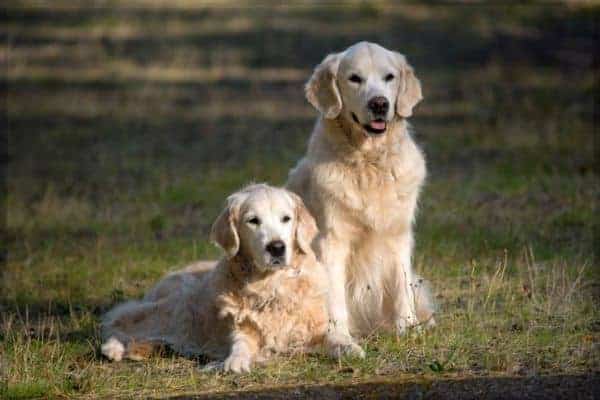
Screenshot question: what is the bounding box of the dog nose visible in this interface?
[368,96,389,115]
[266,240,285,257]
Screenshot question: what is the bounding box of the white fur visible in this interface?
[234,187,296,269]
[101,336,125,362]
[288,42,435,358]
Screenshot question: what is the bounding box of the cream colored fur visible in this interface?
[287,42,435,358]
[101,184,328,373]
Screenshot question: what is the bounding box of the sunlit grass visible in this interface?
[2,248,597,398]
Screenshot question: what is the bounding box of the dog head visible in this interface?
[305,41,422,137]
[210,184,318,272]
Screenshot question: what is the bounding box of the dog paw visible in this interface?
[101,337,125,361]
[326,333,365,359]
[224,353,252,374]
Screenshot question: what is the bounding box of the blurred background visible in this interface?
[2,1,597,311]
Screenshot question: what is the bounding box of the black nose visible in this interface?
[266,240,285,257]
[368,96,389,115]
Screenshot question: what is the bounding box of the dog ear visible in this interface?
[289,192,318,255]
[210,195,241,259]
[305,52,344,119]
[393,52,423,118]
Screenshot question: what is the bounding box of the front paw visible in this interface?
[326,332,365,359]
[224,353,252,373]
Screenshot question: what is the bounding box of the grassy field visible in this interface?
[2,1,598,398]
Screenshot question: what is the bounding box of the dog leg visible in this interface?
[414,274,436,329]
[319,235,365,359]
[223,327,259,374]
[393,233,419,335]
[101,297,175,361]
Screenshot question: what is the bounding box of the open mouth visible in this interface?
[364,119,387,135]
[352,113,387,135]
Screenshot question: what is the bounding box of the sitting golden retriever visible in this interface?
[287,42,435,358]
[101,184,328,373]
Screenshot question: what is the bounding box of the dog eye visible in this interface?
[247,217,261,225]
[384,73,394,82]
[349,74,362,84]
[282,215,291,223]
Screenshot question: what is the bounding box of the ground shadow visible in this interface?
[158,374,599,400]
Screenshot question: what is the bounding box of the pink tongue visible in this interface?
[370,120,386,130]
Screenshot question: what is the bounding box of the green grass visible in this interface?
[2,1,598,398]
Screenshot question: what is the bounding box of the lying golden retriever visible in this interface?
[101,184,328,373]
[287,42,435,358]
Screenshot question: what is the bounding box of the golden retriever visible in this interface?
[287,42,435,358]
[101,184,328,373]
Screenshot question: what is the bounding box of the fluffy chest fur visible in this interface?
[294,119,426,234]
[216,262,328,355]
